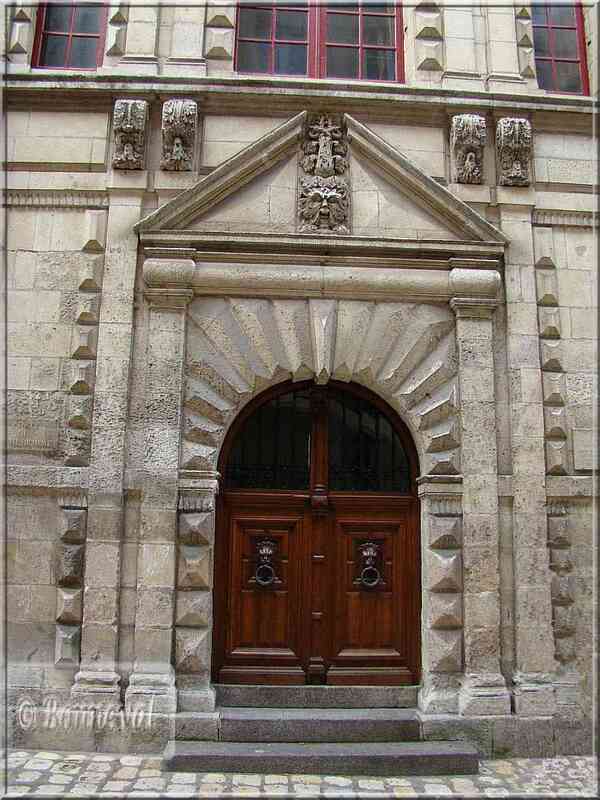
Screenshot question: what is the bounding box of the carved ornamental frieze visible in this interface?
[161,99,198,171]
[112,99,148,170]
[450,114,487,185]
[298,113,350,235]
[496,117,532,187]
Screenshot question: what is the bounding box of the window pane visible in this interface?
[327,13,359,43]
[363,48,395,79]
[535,59,554,89]
[327,45,359,77]
[556,60,582,92]
[368,4,395,13]
[363,15,394,46]
[69,36,98,67]
[239,7,272,39]
[533,28,550,56]
[275,43,307,74]
[549,5,576,26]
[531,4,548,25]
[553,28,578,58]
[73,5,102,34]
[45,5,71,32]
[237,41,270,72]
[275,10,307,40]
[39,34,68,66]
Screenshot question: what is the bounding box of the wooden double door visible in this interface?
[212,382,421,686]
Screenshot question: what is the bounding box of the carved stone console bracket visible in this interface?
[496,117,532,187]
[112,99,149,170]
[161,99,198,172]
[451,114,487,185]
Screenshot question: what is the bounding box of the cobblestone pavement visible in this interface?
[5,751,597,798]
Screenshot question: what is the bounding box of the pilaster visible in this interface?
[164,5,207,77]
[71,193,143,707]
[500,205,557,716]
[450,296,511,717]
[118,5,160,75]
[124,286,193,715]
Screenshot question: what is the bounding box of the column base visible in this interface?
[125,672,177,715]
[418,675,460,714]
[71,670,121,707]
[513,671,557,716]
[118,55,159,75]
[459,672,511,716]
[178,687,217,713]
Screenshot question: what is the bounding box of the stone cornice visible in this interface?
[5,72,594,127]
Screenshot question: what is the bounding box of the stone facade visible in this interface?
[5,3,596,758]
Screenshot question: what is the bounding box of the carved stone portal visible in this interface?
[298,113,350,234]
[496,117,532,187]
[112,99,148,170]
[161,99,198,171]
[451,114,487,185]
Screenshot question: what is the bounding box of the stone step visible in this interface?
[163,740,479,776]
[219,707,421,742]
[215,684,418,709]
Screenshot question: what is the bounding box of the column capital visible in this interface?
[144,287,194,310]
[179,471,220,512]
[450,296,500,319]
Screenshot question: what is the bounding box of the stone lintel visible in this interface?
[143,258,502,305]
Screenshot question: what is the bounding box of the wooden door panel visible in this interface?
[219,510,307,684]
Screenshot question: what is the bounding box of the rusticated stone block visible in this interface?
[59,509,87,544]
[535,268,558,306]
[55,544,84,587]
[178,546,211,589]
[66,395,93,430]
[538,307,561,339]
[428,593,463,629]
[555,636,576,664]
[428,551,463,593]
[551,574,574,605]
[544,406,567,439]
[540,340,563,373]
[64,427,91,467]
[542,372,566,406]
[76,293,101,324]
[55,624,81,667]
[175,628,210,674]
[71,326,98,360]
[428,628,462,673]
[428,516,462,549]
[547,515,570,548]
[545,440,568,475]
[553,604,576,637]
[179,513,214,546]
[549,548,573,574]
[204,28,234,59]
[66,361,95,395]
[533,226,555,268]
[56,588,82,625]
[175,591,212,628]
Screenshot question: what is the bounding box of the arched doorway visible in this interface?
[212,380,421,686]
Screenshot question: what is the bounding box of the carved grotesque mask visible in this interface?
[299,176,349,234]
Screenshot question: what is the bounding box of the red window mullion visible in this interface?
[63,4,77,69]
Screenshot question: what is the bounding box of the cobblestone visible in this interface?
[5,749,597,797]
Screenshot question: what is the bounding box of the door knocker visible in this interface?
[353,541,385,590]
[252,538,281,588]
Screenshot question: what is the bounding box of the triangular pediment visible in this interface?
[136,111,507,249]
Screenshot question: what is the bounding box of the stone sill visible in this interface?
[5,69,595,118]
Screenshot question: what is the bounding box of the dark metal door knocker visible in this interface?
[354,541,385,589]
[253,538,280,588]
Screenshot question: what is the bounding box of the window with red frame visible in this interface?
[33,3,106,69]
[235,3,404,82]
[532,3,589,94]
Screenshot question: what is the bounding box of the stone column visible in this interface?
[500,206,557,715]
[418,477,464,715]
[450,294,511,716]
[484,6,523,92]
[71,193,143,707]
[119,5,159,75]
[442,7,482,90]
[124,284,193,714]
